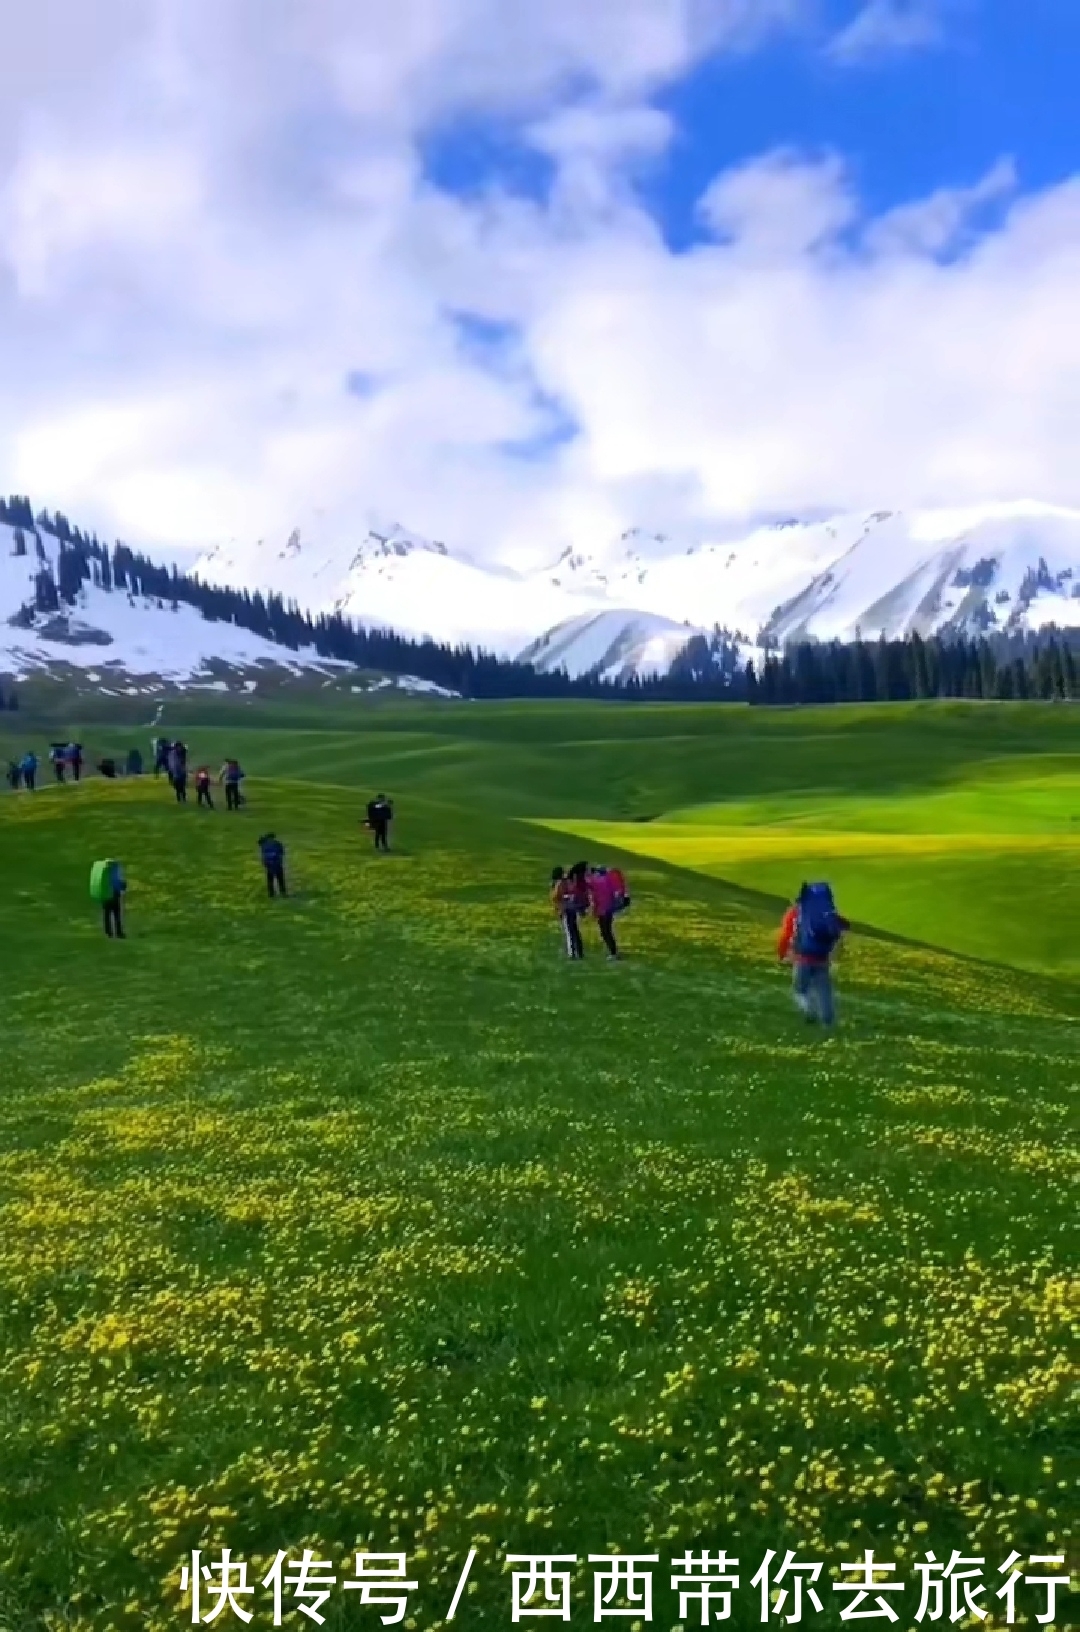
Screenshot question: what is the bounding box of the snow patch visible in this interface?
[0,522,357,684]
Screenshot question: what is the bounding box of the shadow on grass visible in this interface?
[534,816,1080,991]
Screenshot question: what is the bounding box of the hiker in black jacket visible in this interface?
[365,795,393,851]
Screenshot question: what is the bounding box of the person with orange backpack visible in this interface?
[777,881,850,1028]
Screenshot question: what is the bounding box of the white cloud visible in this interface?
[697,149,856,256]
[865,158,1018,256]
[828,0,946,62]
[3,141,202,298]
[0,1,1079,577]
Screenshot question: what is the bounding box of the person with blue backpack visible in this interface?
[258,834,287,897]
[777,882,850,1027]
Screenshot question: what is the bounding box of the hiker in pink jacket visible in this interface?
[587,866,620,960]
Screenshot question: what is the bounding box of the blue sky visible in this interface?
[658,1,1079,243]
[425,0,1080,248]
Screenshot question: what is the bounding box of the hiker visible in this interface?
[560,862,591,960]
[195,766,214,809]
[126,748,143,777]
[220,758,244,810]
[365,794,393,851]
[258,833,287,897]
[50,744,67,783]
[777,881,851,1028]
[588,866,620,960]
[153,737,170,778]
[69,742,83,782]
[172,754,188,803]
[90,858,127,938]
[19,751,37,791]
[6,760,20,791]
[551,866,581,960]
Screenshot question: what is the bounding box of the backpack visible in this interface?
[609,868,630,912]
[90,860,116,903]
[566,873,589,912]
[795,883,842,958]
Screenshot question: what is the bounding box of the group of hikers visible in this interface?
[9,744,148,788]
[86,733,399,934]
[243,795,392,902]
[550,861,849,1025]
[6,750,40,790]
[49,742,84,783]
[7,731,851,1026]
[153,738,246,810]
[550,862,631,960]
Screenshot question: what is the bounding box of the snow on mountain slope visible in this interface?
[578,505,1080,644]
[197,522,585,650]
[755,504,1080,643]
[197,503,1080,671]
[0,523,346,684]
[518,609,705,682]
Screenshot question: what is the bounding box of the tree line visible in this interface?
[2,496,1078,705]
[747,629,1080,704]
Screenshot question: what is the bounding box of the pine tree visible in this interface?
[910,633,930,699]
[1063,642,1078,700]
[977,639,997,699]
[57,545,86,605]
[35,569,59,612]
[1048,640,1066,699]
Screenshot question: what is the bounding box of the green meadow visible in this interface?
[552,758,1080,979]
[0,699,1075,1631]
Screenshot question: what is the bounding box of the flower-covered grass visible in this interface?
[0,700,1075,1630]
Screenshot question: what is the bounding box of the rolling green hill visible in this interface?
[547,749,1080,978]
[0,700,1075,1631]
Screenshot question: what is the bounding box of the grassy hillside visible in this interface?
[0,700,1076,1632]
[550,751,1080,978]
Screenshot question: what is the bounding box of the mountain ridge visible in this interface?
[193,500,1080,678]
[4,495,1079,695]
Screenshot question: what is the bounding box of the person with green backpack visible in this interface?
[90,858,127,938]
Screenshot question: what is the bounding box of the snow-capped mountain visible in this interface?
[196,523,607,650]
[0,521,350,689]
[7,498,1076,694]
[519,609,706,682]
[195,502,1080,675]
[734,505,1080,645]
